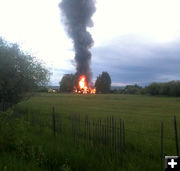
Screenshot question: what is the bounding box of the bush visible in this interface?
[124,84,142,94]
[0,38,50,111]
[0,111,16,152]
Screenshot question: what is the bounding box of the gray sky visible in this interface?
[0,0,180,86]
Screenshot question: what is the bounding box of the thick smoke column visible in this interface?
[59,0,96,84]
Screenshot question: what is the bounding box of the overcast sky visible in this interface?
[0,0,180,86]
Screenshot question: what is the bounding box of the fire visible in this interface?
[79,76,86,89]
[74,75,96,94]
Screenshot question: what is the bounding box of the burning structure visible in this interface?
[59,0,96,94]
[73,75,96,94]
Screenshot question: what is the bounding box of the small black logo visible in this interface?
[165,156,180,170]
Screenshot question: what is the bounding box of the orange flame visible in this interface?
[79,76,86,89]
[74,75,96,94]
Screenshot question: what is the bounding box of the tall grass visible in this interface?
[0,93,180,170]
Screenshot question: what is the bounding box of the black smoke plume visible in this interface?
[59,0,96,84]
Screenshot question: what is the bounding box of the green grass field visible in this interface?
[1,93,180,171]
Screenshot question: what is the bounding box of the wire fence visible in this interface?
[20,106,179,170]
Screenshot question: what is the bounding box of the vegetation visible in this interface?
[123,84,142,94]
[95,72,111,93]
[59,72,112,93]
[59,74,75,92]
[112,81,180,97]
[146,81,180,96]
[0,93,179,170]
[0,38,50,111]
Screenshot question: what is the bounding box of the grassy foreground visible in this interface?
[0,93,180,171]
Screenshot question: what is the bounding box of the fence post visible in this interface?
[110,116,112,148]
[123,120,125,149]
[59,115,62,134]
[71,115,73,141]
[95,120,98,145]
[174,115,179,156]
[98,119,99,144]
[88,118,90,146]
[112,116,114,150]
[52,106,56,136]
[114,119,117,153]
[78,114,80,139]
[102,122,104,145]
[92,119,95,146]
[161,122,163,169]
[100,119,101,144]
[85,116,89,146]
[105,118,107,147]
[120,119,122,149]
[85,116,87,146]
[107,117,109,146]
[74,115,77,144]
[117,121,120,153]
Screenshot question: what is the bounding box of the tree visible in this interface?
[124,84,142,94]
[145,81,180,96]
[59,74,75,92]
[0,38,50,111]
[167,81,180,96]
[95,72,111,93]
[146,82,160,95]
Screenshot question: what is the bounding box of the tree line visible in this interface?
[0,38,50,111]
[111,81,180,96]
[59,72,111,93]
[59,71,180,96]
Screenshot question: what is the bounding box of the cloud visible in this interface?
[49,34,180,86]
[49,67,74,85]
[91,34,180,86]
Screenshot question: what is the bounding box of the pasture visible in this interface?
[1,93,180,171]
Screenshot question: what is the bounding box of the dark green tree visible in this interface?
[95,72,111,93]
[124,84,142,94]
[145,81,180,96]
[59,74,75,92]
[0,38,50,111]
[146,82,161,95]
